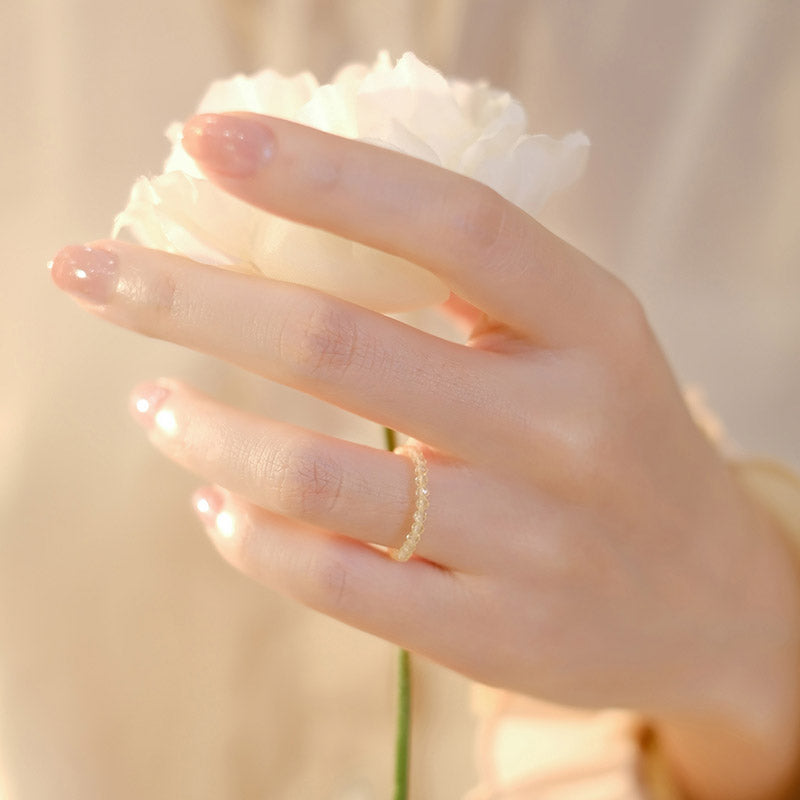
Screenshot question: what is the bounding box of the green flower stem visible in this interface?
[394,647,411,800]
[383,426,397,453]
[384,426,411,800]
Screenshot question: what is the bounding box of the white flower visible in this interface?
[114,51,589,313]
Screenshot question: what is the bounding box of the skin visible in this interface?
[52,113,800,798]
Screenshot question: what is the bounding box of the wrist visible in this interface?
[654,467,800,799]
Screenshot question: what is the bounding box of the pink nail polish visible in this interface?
[50,245,119,304]
[192,486,225,524]
[130,381,170,429]
[182,114,274,177]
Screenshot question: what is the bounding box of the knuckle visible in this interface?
[127,270,180,338]
[211,503,354,616]
[546,418,606,493]
[443,181,513,262]
[268,439,345,520]
[309,151,344,193]
[606,284,658,364]
[568,418,614,487]
[279,297,381,384]
[552,360,645,497]
[301,556,351,612]
[524,360,619,493]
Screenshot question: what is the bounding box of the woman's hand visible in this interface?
[51,114,800,798]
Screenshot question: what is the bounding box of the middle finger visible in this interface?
[51,240,507,459]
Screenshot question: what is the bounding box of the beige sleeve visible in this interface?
[730,460,800,548]
[466,688,649,800]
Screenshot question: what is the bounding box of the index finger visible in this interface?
[182,113,627,347]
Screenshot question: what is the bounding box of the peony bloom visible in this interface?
[114,51,589,313]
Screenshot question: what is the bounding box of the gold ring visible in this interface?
[390,448,429,562]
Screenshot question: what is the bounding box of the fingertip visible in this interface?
[49,243,119,304]
[129,380,173,430]
[192,485,242,547]
[182,113,275,178]
[192,484,225,524]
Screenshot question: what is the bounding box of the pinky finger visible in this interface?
[192,486,455,652]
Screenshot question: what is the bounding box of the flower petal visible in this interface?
[114,52,589,312]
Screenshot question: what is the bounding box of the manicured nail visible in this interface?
[193,487,237,539]
[192,486,225,523]
[182,113,274,177]
[130,381,171,430]
[50,245,119,304]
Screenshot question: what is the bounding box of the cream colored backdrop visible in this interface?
[1,1,798,798]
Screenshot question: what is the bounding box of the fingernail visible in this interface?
[50,245,119,304]
[182,113,274,177]
[192,486,225,523]
[193,487,237,539]
[130,381,171,430]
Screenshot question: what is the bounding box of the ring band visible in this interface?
[390,448,429,562]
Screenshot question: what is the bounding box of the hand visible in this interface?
[51,114,800,798]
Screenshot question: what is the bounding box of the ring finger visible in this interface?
[130,379,485,571]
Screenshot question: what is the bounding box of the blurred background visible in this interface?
[1,1,798,797]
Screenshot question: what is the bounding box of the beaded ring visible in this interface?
[390,448,429,562]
